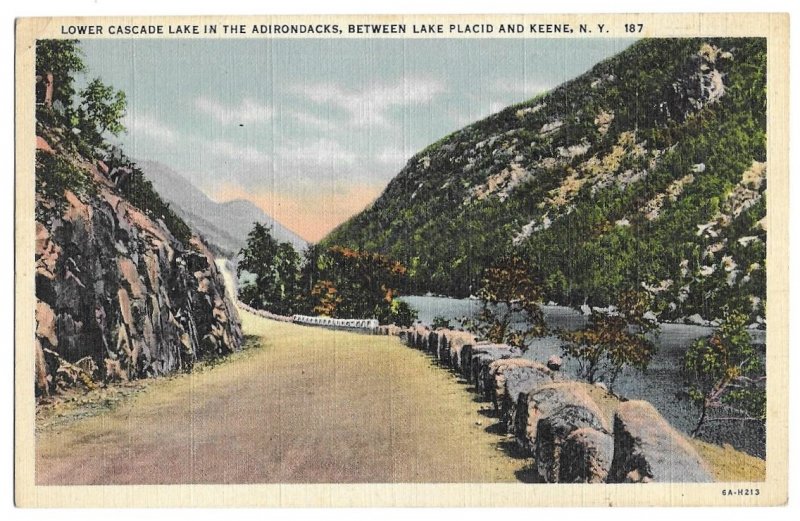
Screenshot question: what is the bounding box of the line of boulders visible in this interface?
[394,325,715,484]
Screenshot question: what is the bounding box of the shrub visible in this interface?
[560,290,658,391]
[35,150,94,219]
[379,300,418,327]
[684,306,765,436]
[465,256,546,348]
[432,315,451,330]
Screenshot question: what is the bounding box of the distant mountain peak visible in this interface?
[137,160,308,255]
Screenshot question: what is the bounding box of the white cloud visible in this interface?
[277,138,357,166]
[374,146,410,167]
[490,78,553,97]
[209,139,272,165]
[123,112,177,143]
[206,136,361,174]
[195,96,273,125]
[489,101,508,114]
[295,77,446,128]
[288,110,332,130]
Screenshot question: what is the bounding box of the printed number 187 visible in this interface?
[625,24,644,33]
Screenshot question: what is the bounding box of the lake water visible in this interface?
[399,295,766,458]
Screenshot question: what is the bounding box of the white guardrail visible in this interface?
[291,314,380,332]
[236,302,380,332]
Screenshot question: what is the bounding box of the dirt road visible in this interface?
[36,311,527,484]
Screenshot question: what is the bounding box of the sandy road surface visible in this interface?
[36,311,527,484]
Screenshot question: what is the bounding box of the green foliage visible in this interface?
[34,150,94,218]
[307,246,412,322]
[35,39,85,109]
[93,151,193,245]
[36,40,128,159]
[34,39,192,251]
[237,223,301,315]
[379,300,418,328]
[240,240,417,324]
[465,257,546,349]
[298,243,323,299]
[684,306,765,436]
[431,315,452,330]
[74,78,127,148]
[561,290,658,390]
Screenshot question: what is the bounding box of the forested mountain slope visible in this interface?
[324,38,766,323]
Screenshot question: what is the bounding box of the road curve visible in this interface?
[36,310,527,484]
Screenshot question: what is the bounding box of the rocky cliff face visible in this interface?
[34,128,243,397]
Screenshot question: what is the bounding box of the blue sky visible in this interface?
[80,37,635,241]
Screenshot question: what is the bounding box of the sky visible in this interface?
[80,37,635,242]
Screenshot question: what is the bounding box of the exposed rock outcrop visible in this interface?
[34,134,242,397]
[323,39,767,326]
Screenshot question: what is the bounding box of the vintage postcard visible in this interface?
[15,13,789,507]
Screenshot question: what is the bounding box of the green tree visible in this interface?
[306,246,412,323]
[237,223,301,315]
[35,39,85,109]
[465,256,546,349]
[561,290,658,391]
[75,78,127,147]
[381,299,417,328]
[684,306,765,436]
[297,243,323,308]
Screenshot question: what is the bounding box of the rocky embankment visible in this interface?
[380,324,716,483]
[34,132,243,398]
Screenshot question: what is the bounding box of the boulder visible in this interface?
[559,428,615,483]
[435,331,452,365]
[470,345,523,390]
[534,404,610,482]
[487,358,548,406]
[608,400,714,483]
[498,364,558,430]
[428,330,443,357]
[397,327,413,344]
[445,331,476,370]
[546,355,563,371]
[514,382,609,456]
[412,325,429,350]
[457,341,489,378]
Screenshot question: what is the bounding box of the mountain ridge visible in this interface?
[137,159,308,256]
[323,38,767,323]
